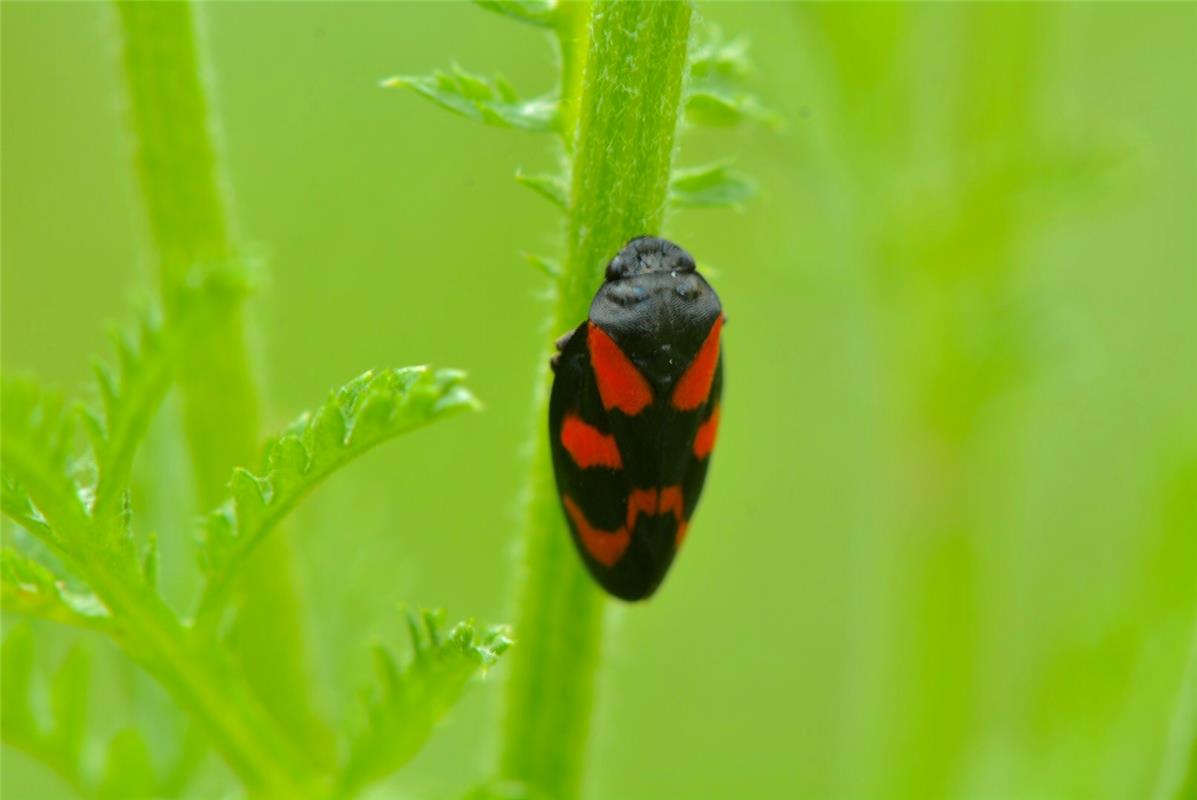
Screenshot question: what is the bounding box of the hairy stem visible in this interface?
[113,0,327,770]
[499,3,693,798]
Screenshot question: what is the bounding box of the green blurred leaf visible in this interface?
[686,25,778,130]
[1,548,113,633]
[0,378,82,540]
[516,169,568,211]
[474,0,555,28]
[686,88,781,129]
[384,64,560,133]
[689,25,752,87]
[1,625,38,740]
[670,162,757,210]
[522,252,561,279]
[97,729,158,800]
[339,609,512,796]
[1,628,94,795]
[197,367,480,614]
[80,305,175,519]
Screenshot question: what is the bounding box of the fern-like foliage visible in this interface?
[3,339,501,797]
[340,610,513,796]
[1,548,112,633]
[1,627,166,799]
[669,161,758,210]
[196,366,479,615]
[80,304,177,519]
[0,379,83,540]
[383,65,560,133]
[686,26,781,129]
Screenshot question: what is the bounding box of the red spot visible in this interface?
[626,488,660,530]
[565,485,688,567]
[563,495,629,567]
[561,414,623,469]
[672,316,723,411]
[588,322,653,415]
[659,486,684,519]
[693,405,721,459]
[627,486,687,546]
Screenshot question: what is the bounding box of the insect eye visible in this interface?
[608,284,648,306]
[674,278,701,300]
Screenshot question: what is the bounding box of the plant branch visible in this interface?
[1,433,321,798]
[498,3,694,798]
[113,0,325,764]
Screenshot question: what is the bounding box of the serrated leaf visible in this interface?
[384,65,560,133]
[197,367,480,614]
[670,162,757,210]
[686,25,779,130]
[85,304,176,519]
[1,548,113,633]
[522,252,561,279]
[1,377,84,544]
[98,729,157,800]
[686,89,782,129]
[2,475,55,543]
[475,0,556,28]
[689,25,752,87]
[516,169,569,211]
[339,610,512,795]
[1,628,95,795]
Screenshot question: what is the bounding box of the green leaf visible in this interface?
[383,65,560,133]
[48,645,90,770]
[2,475,55,544]
[197,367,480,614]
[0,374,144,577]
[688,25,752,88]
[516,169,569,211]
[475,0,556,28]
[1,625,38,740]
[670,162,757,210]
[80,305,175,519]
[522,252,561,279]
[0,378,82,537]
[1,548,113,633]
[340,610,512,795]
[686,25,779,130]
[0,628,94,795]
[686,88,781,129]
[98,729,158,800]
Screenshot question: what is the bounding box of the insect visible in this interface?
[549,236,724,600]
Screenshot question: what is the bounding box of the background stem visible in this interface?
[113,0,328,767]
[498,3,693,798]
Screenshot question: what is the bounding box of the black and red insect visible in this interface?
[549,236,724,601]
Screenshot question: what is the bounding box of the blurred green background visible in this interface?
[4,3,1196,798]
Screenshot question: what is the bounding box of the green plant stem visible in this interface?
[499,3,693,798]
[113,0,327,769]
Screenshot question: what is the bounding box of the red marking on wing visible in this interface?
[626,488,660,530]
[671,316,724,411]
[588,322,653,415]
[563,495,629,567]
[561,414,623,469]
[565,485,688,567]
[627,486,687,546]
[693,405,721,460]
